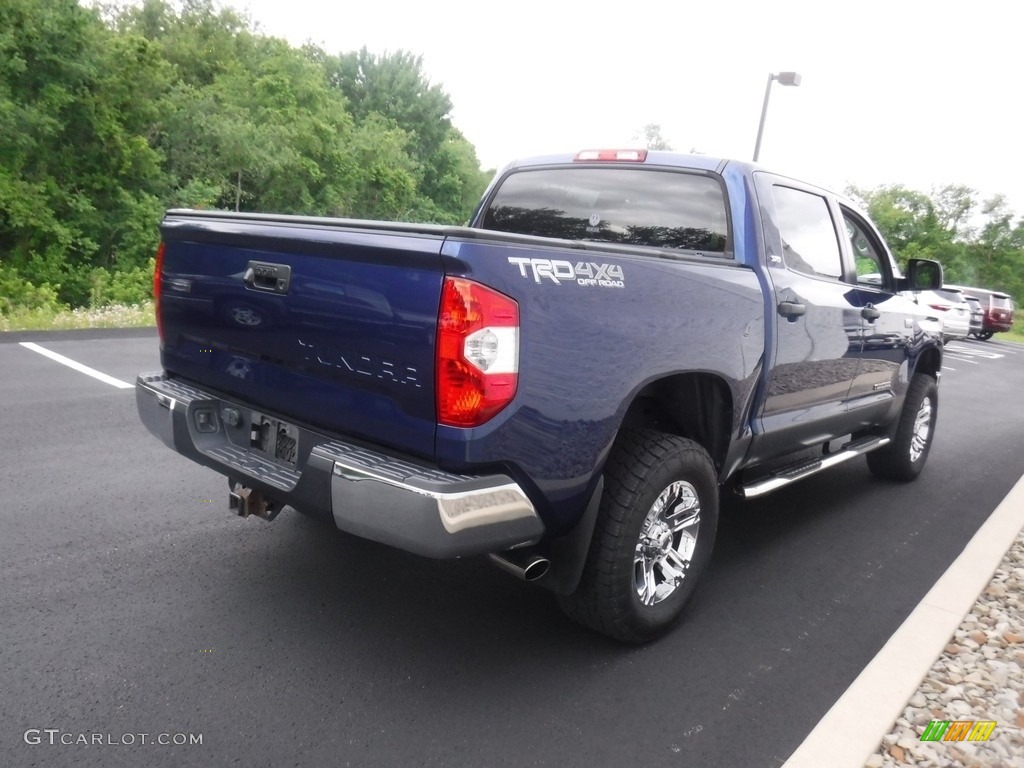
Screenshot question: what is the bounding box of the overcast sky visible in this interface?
[236,0,1023,217]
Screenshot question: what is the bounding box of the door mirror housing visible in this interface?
[903,259,943,291]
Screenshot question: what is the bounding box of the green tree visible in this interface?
[846,185,945,267]
[326,48,451,162]
[850,184,1023,303]
[347,113,422,220]
[323,47,486,222]
[111,0,258,87]
[932,184,976,241]
[0,0,506,317]
[0,0,167,305]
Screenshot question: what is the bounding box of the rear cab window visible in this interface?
[480,167,730,255]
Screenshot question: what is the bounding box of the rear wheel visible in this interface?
[867,373,937,481]
[976,330,994,340]
[558,429,718,644]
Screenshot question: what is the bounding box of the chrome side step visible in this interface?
[739,436,891,499]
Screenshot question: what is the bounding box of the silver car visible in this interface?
[910,288,972,342]
[962,294,985,336]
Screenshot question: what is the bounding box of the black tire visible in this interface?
[558,429,718,644]
[976,331,994,340]
[866,373,937,481]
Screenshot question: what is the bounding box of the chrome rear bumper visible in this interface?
[136,372,544,557]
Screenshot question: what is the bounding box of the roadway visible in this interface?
[1,329,1022,767]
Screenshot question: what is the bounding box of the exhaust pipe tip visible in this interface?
[520,555,550,582]
[489,551,550,582]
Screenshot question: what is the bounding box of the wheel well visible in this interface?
[620,373,732,473]
[914,346,942,380]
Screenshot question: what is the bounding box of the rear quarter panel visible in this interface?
[436,237,765,532]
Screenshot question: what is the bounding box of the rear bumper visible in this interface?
[136,372,544,558]
[984,320,1013,332]
[939,317,971,339]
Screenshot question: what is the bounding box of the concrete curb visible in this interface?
[782,472,1024,767]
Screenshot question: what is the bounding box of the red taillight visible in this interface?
[927,304,949,312]
[573,149,648,162]
[437,277,519,427]
[153,241,165,342]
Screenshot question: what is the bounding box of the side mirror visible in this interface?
[905,259,943,291]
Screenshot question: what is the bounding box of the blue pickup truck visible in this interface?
[137,150,944,642]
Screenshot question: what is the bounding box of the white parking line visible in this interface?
[782,473,1024,768]
[941,366,956,372]
[944,345,1004,360]
[941,355,978,364]
[19,342,134,389]
[975,340,1020,353]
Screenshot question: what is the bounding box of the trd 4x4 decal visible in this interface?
[507,257,624,288]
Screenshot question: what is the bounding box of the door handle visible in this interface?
[778,301,806,319]
[861,305,881,321]
[242,261,291,294]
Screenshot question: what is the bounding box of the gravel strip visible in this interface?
[864,529,1024,767]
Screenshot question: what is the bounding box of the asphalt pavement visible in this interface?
[1,329,1022,768]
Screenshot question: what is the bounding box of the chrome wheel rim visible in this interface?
[634,480,701,606]
[910,396,933,463]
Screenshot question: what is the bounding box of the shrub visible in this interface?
[0,264,67,316]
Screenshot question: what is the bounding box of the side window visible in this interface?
[841,208,893,289]
[772,186,843,279]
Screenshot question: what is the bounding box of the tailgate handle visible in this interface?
[243,261,291,294]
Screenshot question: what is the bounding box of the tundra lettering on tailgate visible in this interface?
[298,338,422,388]
[507,257,624,288]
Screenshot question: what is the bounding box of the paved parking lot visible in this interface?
[2,330,1022,768]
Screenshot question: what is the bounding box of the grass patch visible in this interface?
[0,301,156,332]
[997,326,1024,344]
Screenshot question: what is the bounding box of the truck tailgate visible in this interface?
[158,212,446,460]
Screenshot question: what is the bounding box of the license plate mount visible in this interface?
[250,415,298,467]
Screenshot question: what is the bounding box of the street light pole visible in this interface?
[752,71,801,162]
